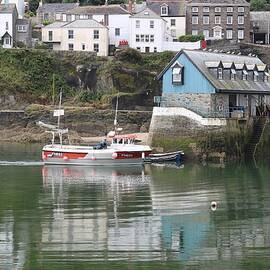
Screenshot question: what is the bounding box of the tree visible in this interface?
[250,0,267,10]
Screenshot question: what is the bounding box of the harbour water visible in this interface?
[0,143,270,269]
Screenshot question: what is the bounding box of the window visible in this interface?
[68,30,74,39]
[264,72,269,82]
[94,43,99,53]
[66,14,72,22]
[68,43,74,51]
[226,29,233,39]
[18,25,27,32]
[238,29,244,39]
[150,35,154,42]
[192,16,198,24]
[171,19,176,26]
[238,16,244,24]
[172,63,183,84]
[227,7,233,12]
[254,70,259,82]
[150,20,154,28]
[136,47,141,51]
[203,7,209,12]
[203,30,209,39]
[154,47,157,52]
[214,28,222,39]
[161,5,168,16]
[238,7,245,12]
[82,44,85,51]
[192,7,198,12]
[227,16,233,24]
[192,30,198,35]
[215,7,221,12]
[44,13,49,20]
[94,30,99,39]
[136,35,139,42]
[56,13,61,20]
[140,34,144,42]
[5,38,10,45]
[5,22,8,30]
[145,35,149,42]
[48,30,53,41]
[136,20,140,28]
[115,28,120,36]
[215,16,221,24]
[203,16,209,24]
[218,68,223,79]
[231,69,236,80]
[171,29,176,37]
[242,70,248,80]
[75,14,80,20]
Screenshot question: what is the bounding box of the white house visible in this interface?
[0,4,17,48]
[129,8,168,53]
[62,5,130,47]
[42,19,109,56]
[6,0,24,19]
[146,0,186,40]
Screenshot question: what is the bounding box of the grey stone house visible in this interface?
[36,2,79,24]
[16,19,32,47]
[250,12,270,44]
[186,0,250,42]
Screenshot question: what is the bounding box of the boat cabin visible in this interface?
[110,134,137,145]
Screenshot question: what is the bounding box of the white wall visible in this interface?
[129,17,166,52]
[164,16,185,39]
[0,13,14,48]
[162,40,201,51]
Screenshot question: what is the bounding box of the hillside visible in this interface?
[0,48,175,109]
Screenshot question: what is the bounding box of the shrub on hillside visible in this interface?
[115,48,142,64]
[178,34,204,42]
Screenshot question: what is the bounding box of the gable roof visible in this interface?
[0,4,16,13]
[66,4,130,15]
[37,3,79,14]
[44,19,106,29]
[186,0,249,6]
[157,50,270,94]
[146,0,186,16]
[131,7,163,19]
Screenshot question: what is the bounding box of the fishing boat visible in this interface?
[39,93,152,166]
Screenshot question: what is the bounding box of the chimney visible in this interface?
[128,0,134,13]
[105,0,108,5]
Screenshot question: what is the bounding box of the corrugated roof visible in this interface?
[131,7,163,19]
[37,3,79,13]
[0,4,16,13]
[66,4,130,15]
[157,49,270,94]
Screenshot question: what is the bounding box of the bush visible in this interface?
[34,42,49,50]
[178,34,204,42]
[43,19,53,26]
[16,41,26,48]
[77,90,102,102]
[115,48,142,64]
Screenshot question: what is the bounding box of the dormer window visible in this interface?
[218,67,223,79]
[242,70,248,80]
[254,70,259,82]
[172,62,184,84]
[264,71,269,82]
[231,68,236,80]
[161,4,168,16]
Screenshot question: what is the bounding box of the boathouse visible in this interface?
[156,49,270,118]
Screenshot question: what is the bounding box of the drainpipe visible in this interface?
[268,19,270,45]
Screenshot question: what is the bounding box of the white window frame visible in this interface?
[115,28,120,36]
[136,20,140,28]
[145,35,149,42]
[203,30,209,39]
[5,22,8,30]
[203,7,209,12]
[93,30,99,39]
[231,69,236,80]
[238,29,244,39]
[218,67,223,79]
[243,70,248,80]
[5,37,10,45]
[140,34,144,42]
[172,62,183,84]
[238,16,244,25]
[135,35,139,42]
[161,5,168,16]
[150,35,154,42]
[226,29,233,39]
[238,7,245,13]
[68,43,74,51]
[203,16,209,25]
[192,7,198,12]
[215,7,221,12]
[215,16,221,24]
[254,70,259,82]
[82,43,86,51]
[227,16,233,25]
[150,20,154,28]
[48,30,53,41]
[171,19,176,26]
[94,43,99,53]
[18,25,27,32]
[227,7,233,12]
[192,16,198,24]
[68,30,74,39]
[192,29,198,35]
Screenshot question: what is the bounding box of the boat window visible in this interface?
[118,138,123,144]
[124,139,128,144]
[113,138,117,144]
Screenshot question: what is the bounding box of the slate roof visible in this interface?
[44,19,106,29]
[186,0,249,6]
[157,49,270,94]
[16,19,30,25]
[131,7,163,19]
[66,4,130,15]
[146,0,186,16]
[0,4,16,13]
[37,3,79,14]
[250,12,270,32]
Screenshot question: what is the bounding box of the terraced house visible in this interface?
[186,0,250,42]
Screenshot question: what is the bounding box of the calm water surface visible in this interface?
[0,143,270,269]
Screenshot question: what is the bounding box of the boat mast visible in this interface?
[57,90,63,146]
[114,93,119,132]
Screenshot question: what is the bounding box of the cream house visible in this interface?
[42,19,109,56]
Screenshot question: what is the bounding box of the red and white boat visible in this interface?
[42,134,152,166]
[40,93,152,166]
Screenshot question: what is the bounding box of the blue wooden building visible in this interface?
[157,50,270,118]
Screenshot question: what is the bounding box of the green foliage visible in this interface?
[250,0,269,10]
[115,48,143,64]
[29,0,39,12]
[34,43,50,49]
[15,41,26,48]
[178,34,204,42]
[77,90,102,102]
[43,19,53,26]
[25,10,35,17]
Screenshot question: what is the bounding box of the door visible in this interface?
[145,47,150,53]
